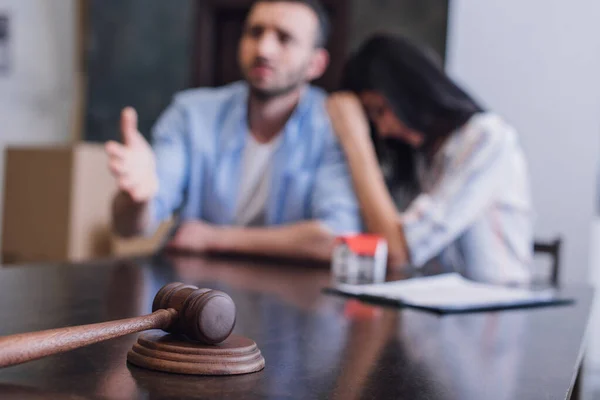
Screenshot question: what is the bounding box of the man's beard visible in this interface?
[245,60,310,102]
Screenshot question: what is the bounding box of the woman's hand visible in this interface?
[326,92,371,144]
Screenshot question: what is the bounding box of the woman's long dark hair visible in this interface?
[341,34,483,188]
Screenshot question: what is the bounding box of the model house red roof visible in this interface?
[335,234,385,256]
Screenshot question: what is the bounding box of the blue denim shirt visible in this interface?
[147,81,362,234]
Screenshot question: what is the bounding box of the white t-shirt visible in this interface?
[234,133,282,226]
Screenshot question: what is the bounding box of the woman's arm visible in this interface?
[326,93,410,267]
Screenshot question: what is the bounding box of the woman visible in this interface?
[327,35,533,284]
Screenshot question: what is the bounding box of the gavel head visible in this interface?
[152,282,236,345]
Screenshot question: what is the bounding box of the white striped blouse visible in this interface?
[400,112,534,285]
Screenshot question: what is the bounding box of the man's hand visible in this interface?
[165,220,335,262]
[105,107,158,203]
[167,221,219,254]
[326,92,371,144]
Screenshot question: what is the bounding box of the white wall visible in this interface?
[0,0,76,247]
[446,0,600,284]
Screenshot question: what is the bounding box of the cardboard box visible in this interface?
[1,144,117,264]
[110,218,174,258]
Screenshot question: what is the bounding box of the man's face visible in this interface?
[239,2,327,100]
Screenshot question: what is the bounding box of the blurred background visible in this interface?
[0,0,600,398]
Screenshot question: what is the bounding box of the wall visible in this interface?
[446,0,600,284]
[84,0,194,143]
[0,0,77,250]
[349,0,448,58]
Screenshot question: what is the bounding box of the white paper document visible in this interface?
[334,273,560,311]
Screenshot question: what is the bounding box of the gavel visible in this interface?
[0,282,237,369]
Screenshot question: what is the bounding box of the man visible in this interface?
[105,0,361,262]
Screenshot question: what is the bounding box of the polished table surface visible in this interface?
[0,254,594,400]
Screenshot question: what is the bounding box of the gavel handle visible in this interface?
[0,308,178,368]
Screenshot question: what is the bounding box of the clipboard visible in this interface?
[323,273,575,315]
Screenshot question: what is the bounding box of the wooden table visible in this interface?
[0,254,593,399]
